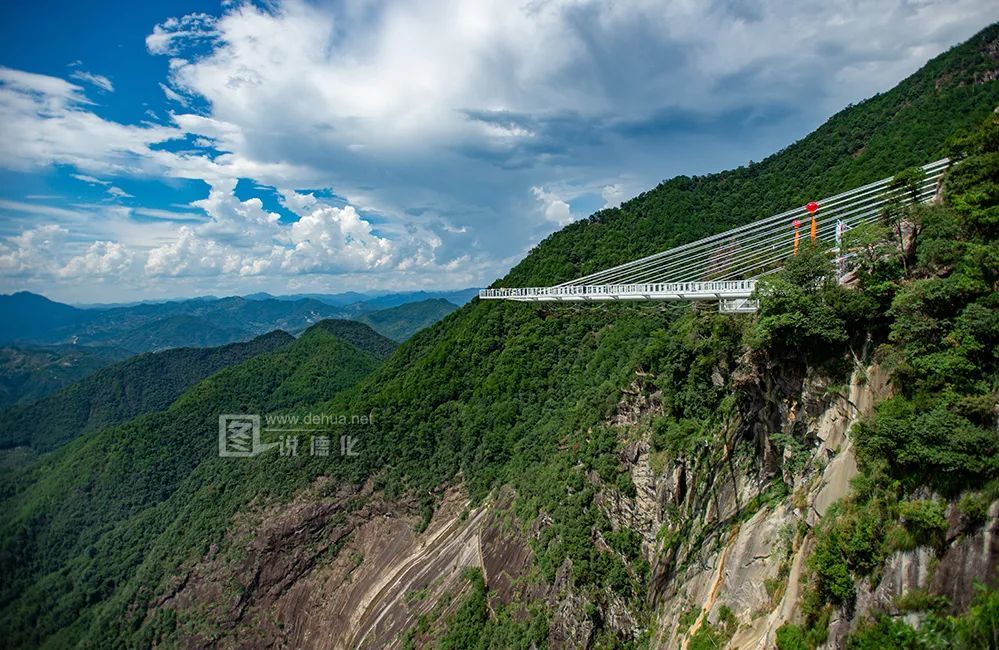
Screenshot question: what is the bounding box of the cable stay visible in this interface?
[479,159,949,313]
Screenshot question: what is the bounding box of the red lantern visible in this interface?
[806,201,819,214]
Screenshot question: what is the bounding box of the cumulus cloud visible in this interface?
[59,241,133,277]
[0,225,70,277]
[145,226,229,277]
[279,204,395,273]
[142,183,428,281]
[1,0,998,299]
[531,186,576,226]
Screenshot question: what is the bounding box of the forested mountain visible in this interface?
[0,320,389,647]
[242,288,480,308]
[303,318,399,359]
[0,292,88,343]
[0,343,130,408]
[358,298,459,341]
[344,288,480,311]
[0,330,294,454]
[0,23,997,650]
[1,291,459,354]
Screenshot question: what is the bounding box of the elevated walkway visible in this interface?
[481,159,949,312]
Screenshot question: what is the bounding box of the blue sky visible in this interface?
[0,0,996,303]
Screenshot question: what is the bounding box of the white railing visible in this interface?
[480,159,950,313]
[479,279,757,302]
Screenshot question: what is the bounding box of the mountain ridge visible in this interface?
[0,330,295,454]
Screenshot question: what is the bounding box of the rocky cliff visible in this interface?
[153,347,997,648]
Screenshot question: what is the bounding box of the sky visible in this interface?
[0,1,996,303]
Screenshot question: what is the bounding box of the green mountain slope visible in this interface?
[0,24,996,649]
[303,318,398,359]
[357,298,459,341]
[0,343,130,408]
[0,321,388,646]
[0,330,294,454]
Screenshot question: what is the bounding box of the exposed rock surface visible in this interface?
[150,363,995,649]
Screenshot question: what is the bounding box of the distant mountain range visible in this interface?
[0,343,131,408]
[0,330,296,454]
[240,288,479,309]
[0,289,476,352]
[0,290,465,405]
[357,298,459,342]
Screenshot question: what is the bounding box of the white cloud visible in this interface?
[158,82,188,105]
[133,207,205,222]
[70,174,133,200]
[59,241,133,277]
[601,184,624,208]
[279,204,395,273]
[69,70,114,93]
[0,66,179,174]
[0,225,69,277]
[145,225,228,277]
[2,0,998,300]
[71,174,109,185]
[531,186,576,226]
[0,224,134,283]
[145,13,218,56]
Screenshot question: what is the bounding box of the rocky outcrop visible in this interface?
[823,499,999,648]
[647,362,895,649]
[155,481,485,649]
[148,361,993,649]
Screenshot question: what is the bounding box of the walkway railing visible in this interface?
[480,158,950,312]
[480,280,757,302]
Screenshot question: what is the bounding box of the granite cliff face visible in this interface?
[153,350,996,648]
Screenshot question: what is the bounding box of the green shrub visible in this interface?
[845,615,920,649]
[854,398,998,494]
[957,491,991,531]
[775,623,809,650]
[898,499,948,548]
[687,605,737,650]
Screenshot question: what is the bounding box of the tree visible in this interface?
[880,166,928,275]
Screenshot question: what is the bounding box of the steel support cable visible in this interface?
[712,198,928,283]
[703,186,938,284]
[646,173,943,281]
[676,184,940,283]
[620,178,942,285]
[561,161,947,287]
[557,159,948,286]
[557,159,948,287]
[658,188,936,285]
